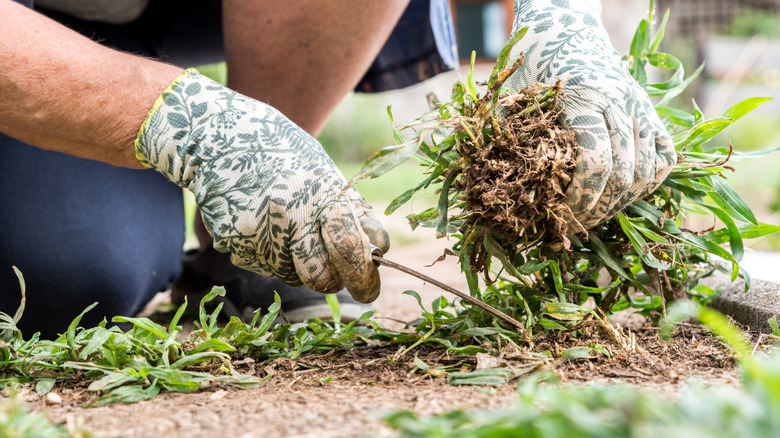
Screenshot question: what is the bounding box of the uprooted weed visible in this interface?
[349,4,780,341]
[457,80,578,274]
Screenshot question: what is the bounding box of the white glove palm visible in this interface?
[507,0,676,231]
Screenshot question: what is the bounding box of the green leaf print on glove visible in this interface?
[507,0,676,232]
[135,70,389,303]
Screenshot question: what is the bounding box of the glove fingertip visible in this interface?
[321,203,382,304]
[360,216,390,254]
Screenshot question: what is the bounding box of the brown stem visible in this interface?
[372,254,529,339]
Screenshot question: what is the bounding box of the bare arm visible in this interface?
[0,0,181,168]
[223,0,410,135]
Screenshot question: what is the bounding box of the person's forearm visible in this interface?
[222,0,410,136]
[0,0,181,168]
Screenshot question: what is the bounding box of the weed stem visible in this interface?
[372,255,529,339]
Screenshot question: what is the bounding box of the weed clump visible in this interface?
[456,79,578,274]
[351,5,779,339]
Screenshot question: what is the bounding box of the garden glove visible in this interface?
[135,70,390,303]
[506,0,676,232]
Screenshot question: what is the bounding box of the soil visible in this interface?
[24,217,771,438]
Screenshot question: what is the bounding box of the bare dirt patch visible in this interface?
[38,322,748,438]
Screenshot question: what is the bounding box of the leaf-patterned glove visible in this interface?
[135,70,389,303]
[506,0,676,232]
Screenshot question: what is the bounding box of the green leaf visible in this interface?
[95,382,161,406]
[450,81,465,104]
[543,302,591,321]
[169,298,188,334]
[561,346,595,361]
[649,9,670,52]
[488,27,528,88]
[88,372,140,392]
[160,368,213,391]
[413,353,430,370]
[517,259,552,275]
[631,222,667,244]
[66,302,98,352]
[257,292,282,335]
[461,327,514,337]
[547,260,563,298]
[705,223,780,244]
[217,373,264,389]
[407,207,440,230]
[402,290,427,315]
[537,318,566,330]
[617,212,667,269]
[588,233,629,277]
[732,143,780,159]
[656,106,695,127]
[654,63,704,107]
[694,202,744,262]
[629,19,648,84]
[722,97,772,121]
[461,247,482,300]
[386,106,406,145]
[11,266,25,325]
[449,368,512,386]
[194,339,236,353]
[710,176,758,225]
[325,293,341,324]
[563,278,621,295]
[80,328,114,360]
[385,170,442,215]
[198,286,226,330]
[769,316,780,337]
[482,233,532,281]
[449,375,508,386]
[647,52,681,70]
[348,128,431,186]
[680,231,739,280]
[436,171,457,238]
[467,51,478,100]
[447,345,489,355]
[35,378,56,397]
[170,351,228,369]
[675,97,770,149]
[673,117,731,150]
[112,316,168,340]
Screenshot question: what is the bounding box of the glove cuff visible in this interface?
[513,0,602,24]
[134,68,200,168]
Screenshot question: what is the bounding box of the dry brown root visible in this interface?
[453,81,579,273]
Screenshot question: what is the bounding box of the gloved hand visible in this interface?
[506,0,676,232]
[135,70,389,303]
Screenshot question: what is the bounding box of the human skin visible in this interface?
[0,0,180,168]
[0,0,409,167]
[223,0,410,136]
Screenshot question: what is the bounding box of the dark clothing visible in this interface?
[1,0,456,338]
[0,137,185,339]
[358,0,459,92]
